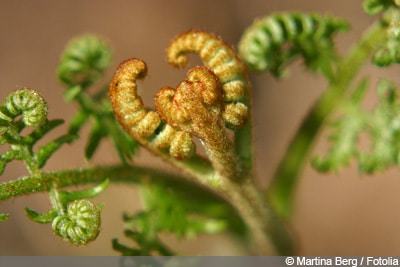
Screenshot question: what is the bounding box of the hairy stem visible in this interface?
[0,163,292,254]
[6,125,40,176]
[199,123,241,181]
[268,21,387,218]
[221,178,294,255]
[0,165,209,200]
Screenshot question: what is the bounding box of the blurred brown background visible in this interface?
[1,0,400,255]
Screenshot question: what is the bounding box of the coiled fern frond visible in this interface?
[57,34,112,87]
[238,12,349,78]
[0,88,47,127]
[0,89,76,176]
[52,199,101,246]
[363,0,400,15]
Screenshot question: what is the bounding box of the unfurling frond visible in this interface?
[238,12,349,78]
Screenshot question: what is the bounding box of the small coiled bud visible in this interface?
[57,34,112,86]
[52,199,101,246]
[363,0,400,15]
[0,88,47,127]
[373,48,394,66]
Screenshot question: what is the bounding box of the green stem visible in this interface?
[0,165,209,200]
[221,178,294,255]
[0,165,234,231]
[49,187,64,215]
[267,21,387,219]
[6,125,40,176]
[194,121,292,254]
[234,102,254,178]
[194,115,291,253]
[0,162,292,254]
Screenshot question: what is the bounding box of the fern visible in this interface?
[113,184,229,255]
[2,1,400,256]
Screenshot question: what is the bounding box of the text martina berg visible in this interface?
[293,257,399,266]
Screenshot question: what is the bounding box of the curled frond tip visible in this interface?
[0,88,48,127]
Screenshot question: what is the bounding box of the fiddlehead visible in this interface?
[0,85,106,245]
[109,58,195,159]
[238,12,349,78]
[108,31,287,254]
[166,30,249,128]
[24,180,108,245]
[57,34,112,87]
[363,0,400,15]
[56,34,138,163]
[52,199,101,245]
[155,67,222,133]
[0,88,47,127]
[156,66,241,180]
[0,89,76,176]
[110,30,251,181]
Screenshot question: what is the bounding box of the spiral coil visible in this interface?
[109,58,195,159]
[0,88,47,127]
[166,30,249,128]
[52,199,101,246]
[238,12,348,76]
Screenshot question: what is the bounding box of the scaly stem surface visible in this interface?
[268,21,387,218]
